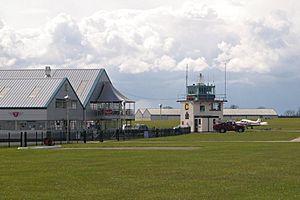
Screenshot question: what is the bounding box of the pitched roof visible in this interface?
[51,69,105,106]
[0,69,104,107]
[223,109,278,116]
[0,68,134,107]
[0,78,66,108]
[136,108,147,114]
[96,82,134,103]
[145,108,181,115]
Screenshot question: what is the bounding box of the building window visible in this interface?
[185,112,189,119]
[56,99,66,108]
[71,100,77,109]
[200,105,205,112]
[198,119,202,125]
[211,102,221,111]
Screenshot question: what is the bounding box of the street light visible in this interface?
[64,95,69,143]
[159,104,162,120]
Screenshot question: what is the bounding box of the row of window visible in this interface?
[55,99,77,109]
[195,118,217,125]
[199,102,222,112]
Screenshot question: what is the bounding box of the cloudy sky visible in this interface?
[0,0,299,114]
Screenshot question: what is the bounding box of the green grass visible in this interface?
[1,127,300,199]
[263,118,300,130]
[133,120,179,129]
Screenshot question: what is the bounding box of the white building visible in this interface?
[136,108,181,121]
[178,75,225,132]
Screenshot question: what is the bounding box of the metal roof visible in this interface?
[0,78,66,108]
[0,68,133,107]
[223,109,278,116]
[96,82,134,103]
[52,69,104,106]
[145,108,181,115]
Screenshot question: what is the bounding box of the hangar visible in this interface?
[223,109,278,119]
[136,108,181,121]
[0,67,135,133]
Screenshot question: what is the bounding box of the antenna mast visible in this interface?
[224,62,227,100]
[186,64,188,96]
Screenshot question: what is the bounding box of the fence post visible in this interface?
[35,132,38,146]
[8,132,10,147]
[83,130,86,143]
[116,129,120,141]
[41,132,44,145]
[24,132,27,147]
[76,131,79,144]
[60,131,62,144]
[20,132,23,147]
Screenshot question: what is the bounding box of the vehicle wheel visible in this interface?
[237,128,244,133]
[220,128,226,133]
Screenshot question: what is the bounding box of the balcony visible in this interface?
[90,102,135,120]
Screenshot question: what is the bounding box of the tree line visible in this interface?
[283,108,300,116]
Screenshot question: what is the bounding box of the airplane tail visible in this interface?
[256,118,261,123]
[260,122,268,125]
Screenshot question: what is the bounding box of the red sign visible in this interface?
[10,112,23,118]
[104,109,113,115]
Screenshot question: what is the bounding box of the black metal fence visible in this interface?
[0,127,191,148]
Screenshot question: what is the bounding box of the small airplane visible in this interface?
[236,118,268,128]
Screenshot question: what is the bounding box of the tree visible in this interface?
[257,106,266,109]
[296,107,300,116]
[284,110,296,116]
[229,105,239,109]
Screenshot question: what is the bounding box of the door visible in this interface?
[194,118,198,132]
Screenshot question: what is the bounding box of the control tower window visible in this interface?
[211,102,221,111]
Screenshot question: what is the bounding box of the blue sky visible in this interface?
[0,0,299,114]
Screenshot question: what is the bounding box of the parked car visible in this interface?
[213,121,245,133]
[134,124,148,131]
[122,124,133,130]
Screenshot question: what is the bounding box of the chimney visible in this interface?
[45,66,51,78]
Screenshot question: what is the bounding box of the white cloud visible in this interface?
[0,1,299,78]
[215,10,298,74]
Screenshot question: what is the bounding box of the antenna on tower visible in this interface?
[199,73,204,84]
[186,64,188,96]
[224,62,227,100]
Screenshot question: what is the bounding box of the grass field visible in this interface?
[133,120,179,128]
[1,118,300,200]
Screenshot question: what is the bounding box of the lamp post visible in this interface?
[159,104,162,120]
[64,95,69,143]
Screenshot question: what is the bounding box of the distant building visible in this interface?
[136,108,278,121]
[223,109,278,119]
[135,108,146,121]
[0,67,135,133]
[136,108,181,121]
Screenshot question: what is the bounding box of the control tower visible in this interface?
[178,74,225,132]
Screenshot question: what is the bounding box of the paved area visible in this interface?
[290,137,300,142]
[62,147,200,150]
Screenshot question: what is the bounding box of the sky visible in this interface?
[0,0,299,114]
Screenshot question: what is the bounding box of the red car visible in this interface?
[213,121,245,133]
